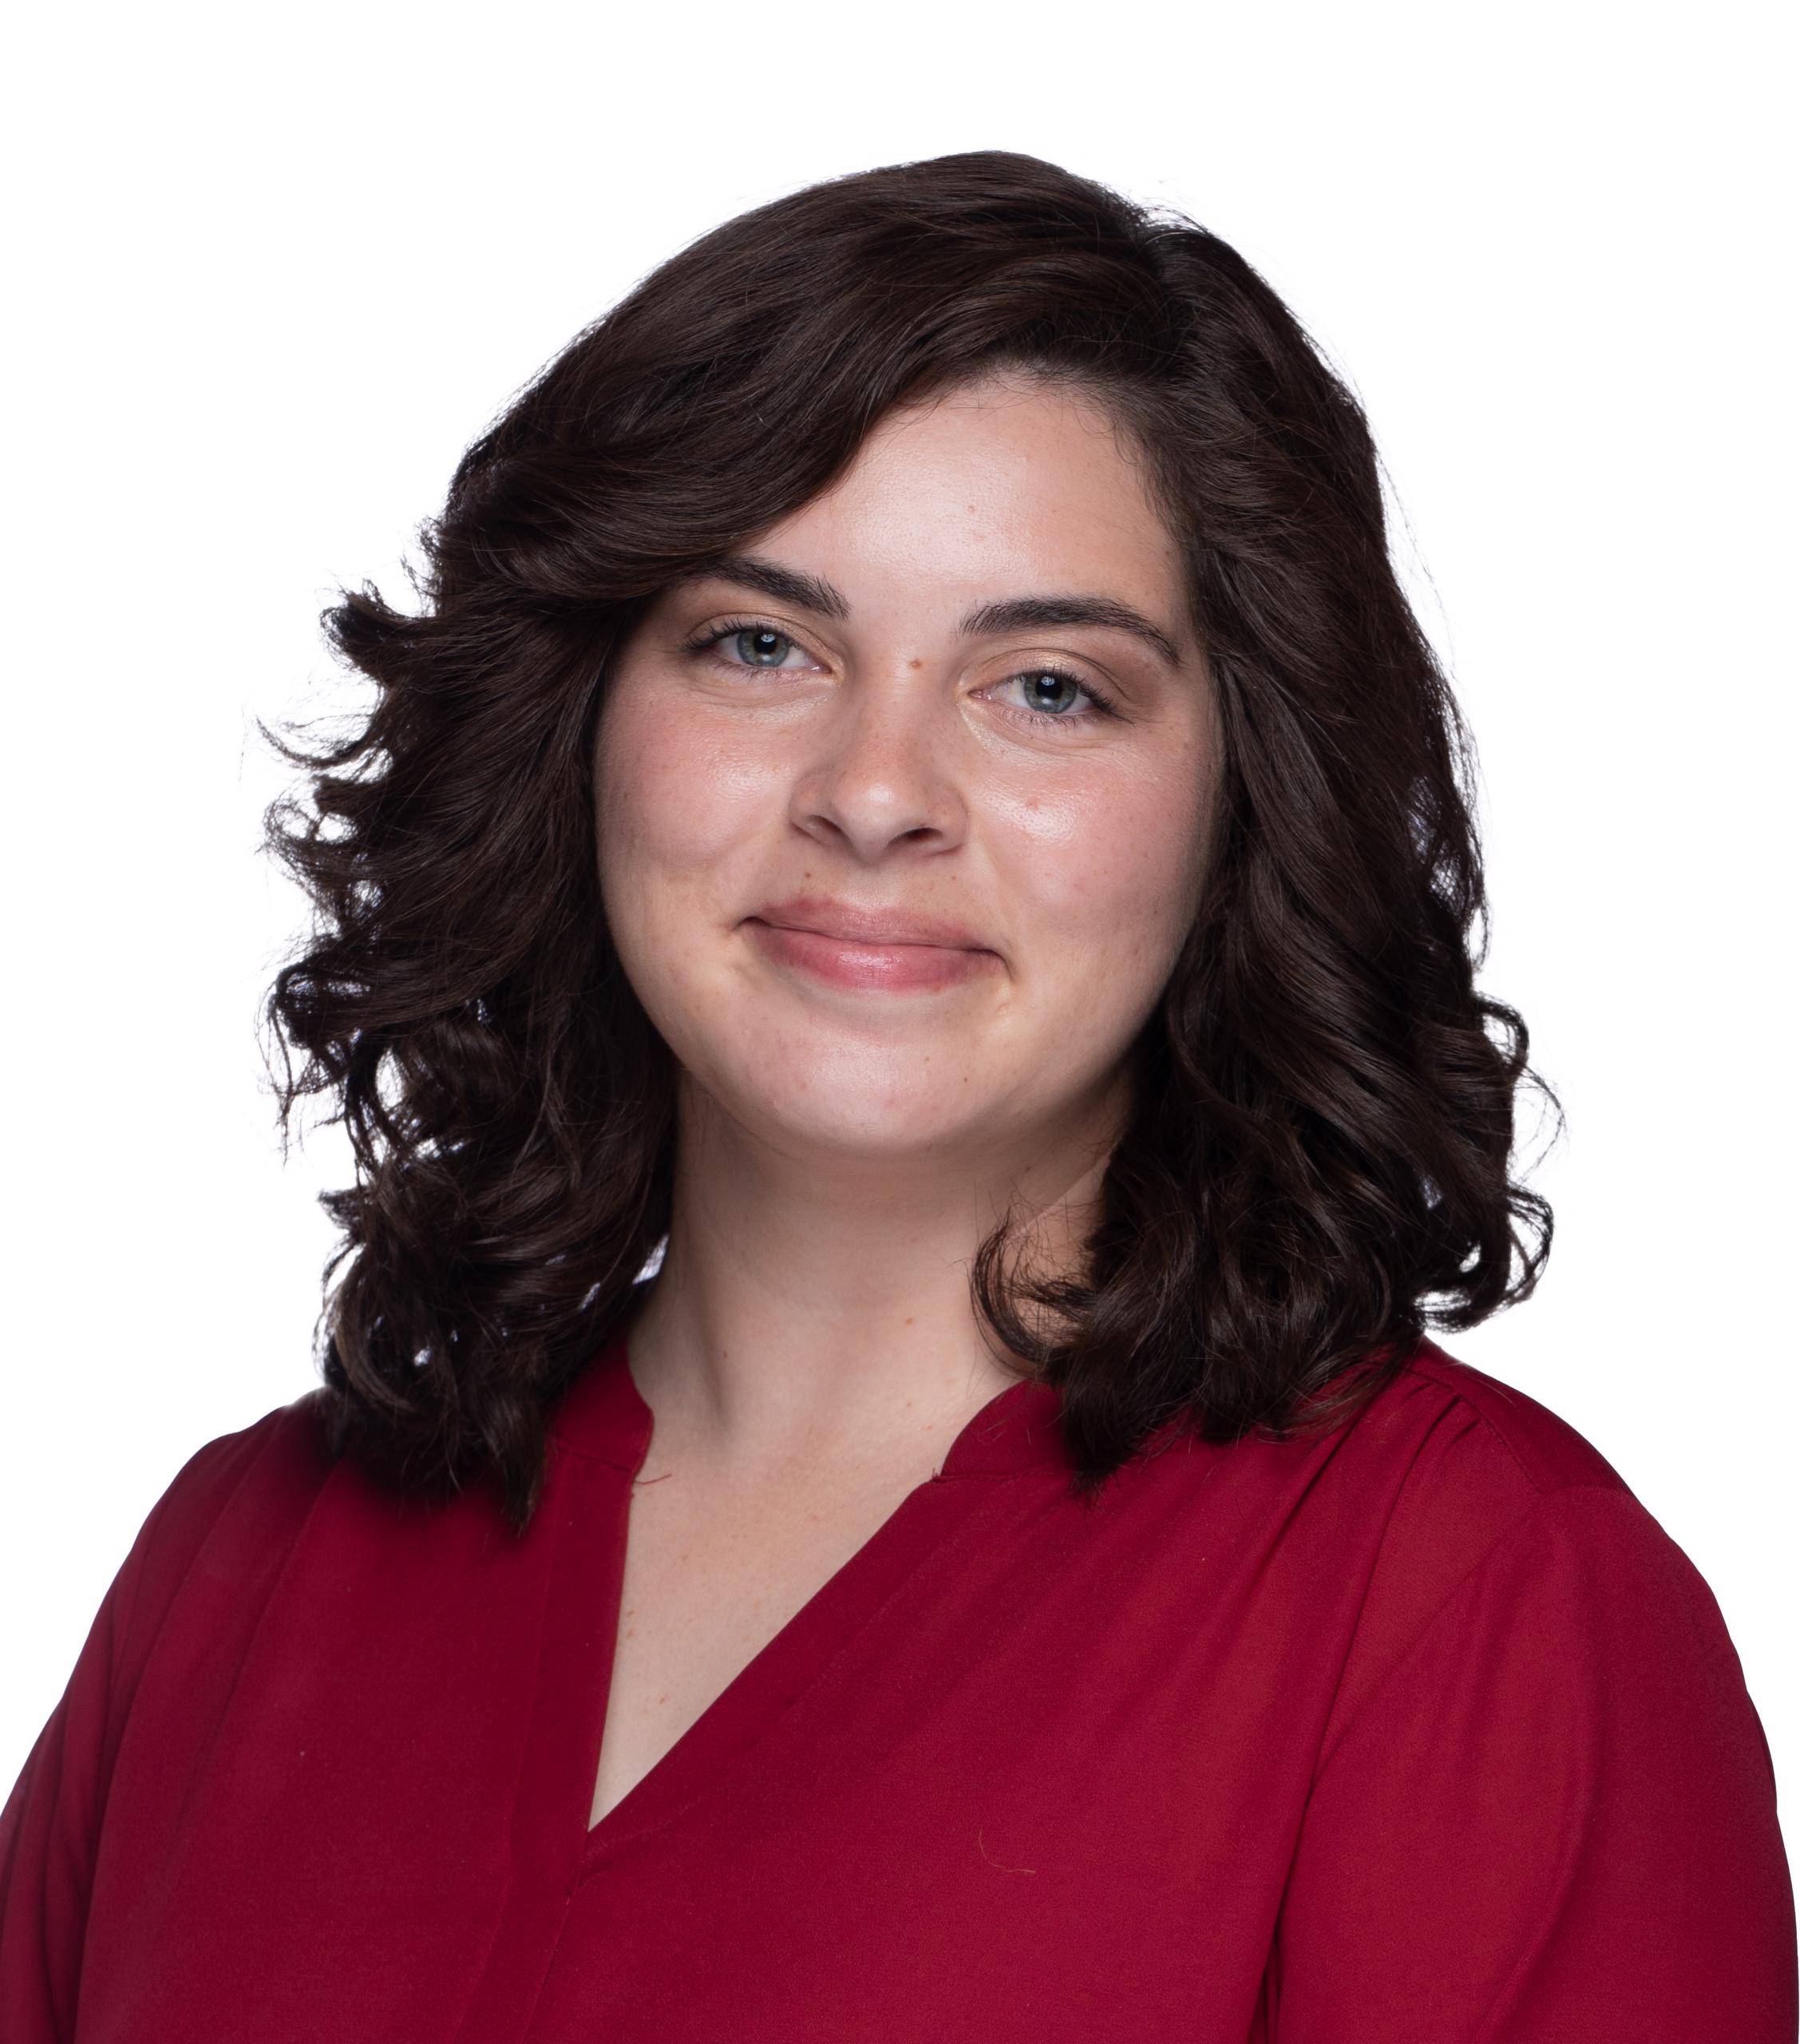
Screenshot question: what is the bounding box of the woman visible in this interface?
[2,150,1792,2040]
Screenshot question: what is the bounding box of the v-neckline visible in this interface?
[547,1325,1070,1864]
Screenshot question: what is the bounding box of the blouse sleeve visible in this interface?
[1269,1483,1797,2042]
[0,1412,291,2042]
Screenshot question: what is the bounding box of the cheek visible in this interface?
[595,684,765,901]
[994,751,1210,983]
[595,683,783,1068]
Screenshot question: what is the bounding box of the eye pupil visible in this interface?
[1027,671,1078,713]
[737,628,789,666]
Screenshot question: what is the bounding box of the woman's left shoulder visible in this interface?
[1383,1334,1636,1491]
[1313,1337,1764,1769]
[1328,1334,1664,1575]
[1272,1341,1797,2038]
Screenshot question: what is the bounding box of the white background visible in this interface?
[5,1,1794,1822]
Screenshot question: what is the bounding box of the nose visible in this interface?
[787,664,967,863]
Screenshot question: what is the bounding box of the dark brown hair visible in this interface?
[264,149,1558,1531]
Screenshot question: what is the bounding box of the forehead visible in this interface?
[751,373,1185,618]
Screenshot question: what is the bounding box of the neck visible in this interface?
[623,1071,1125,1478]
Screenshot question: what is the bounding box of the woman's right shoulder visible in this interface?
[1,1392,341,1959]
[106,1389,339,1675]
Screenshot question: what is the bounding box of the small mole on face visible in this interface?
[908,658,923,670]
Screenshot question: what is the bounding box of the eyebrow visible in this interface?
[677,552,1185,671]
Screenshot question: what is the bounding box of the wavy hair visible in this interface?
[263,149,1559,1531]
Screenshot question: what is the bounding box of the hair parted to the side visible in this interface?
[263,149,1559,1534]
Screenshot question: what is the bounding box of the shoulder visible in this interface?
[1323,1333,1644,1559]
[1,1391,340,1920]
[105,1390,338,1682]
[1275,1350,1792,2037]
[1387,1335,1632,1495]
[1343,1334,1642,1572]
[1312,1337,1730,1761]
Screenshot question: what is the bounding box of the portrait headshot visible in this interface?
[2,5,1794,2038]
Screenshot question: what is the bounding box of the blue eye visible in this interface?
[729,627,799,667]
[992,667,1116,728]
[688,620,816,670]
[1011,671,1087,715]
[681,620,1119,734]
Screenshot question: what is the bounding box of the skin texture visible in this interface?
[586,370,1222,1824]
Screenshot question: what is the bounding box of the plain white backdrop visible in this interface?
[4,0,1793,1820]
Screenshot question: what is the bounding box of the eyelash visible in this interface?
[680,617,1122,732]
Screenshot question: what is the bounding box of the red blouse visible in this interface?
[2,1331,1794,2041]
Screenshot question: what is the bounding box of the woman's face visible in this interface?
[594,370,1221,1173]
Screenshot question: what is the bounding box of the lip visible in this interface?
[743,895,1000,994]
[748,894,992,950]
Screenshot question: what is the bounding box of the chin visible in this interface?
[775,1096,996,1160]
[715,1044,1015,1162]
